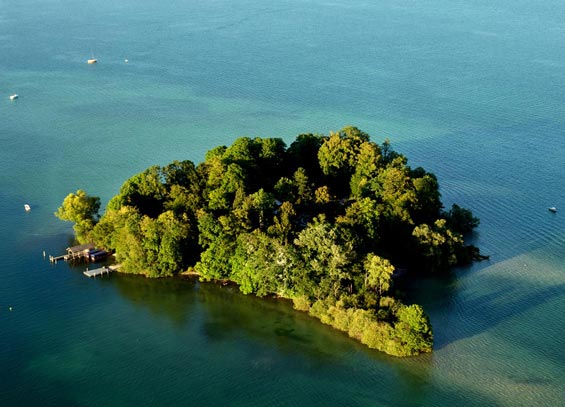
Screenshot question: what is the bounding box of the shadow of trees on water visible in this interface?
[429,274,565,353]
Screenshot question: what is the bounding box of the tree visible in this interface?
[107,166,166,217]
[350,141,382,198]
[230,231,291,296]
[90,208,124,250]
[380,138,400,164]
[317,127,370,196]
[164,184,201,218]
[112,207,147,274]
[249,188,276,230]
[317,131,357,193]
[293,217,355,300]
[287,133,324,182]
[257,137,287,186]
[162,160,201,195]
[194,238,235,281]
[364,254,395,297]
[223,137,260,165]
[445,203,480,234]
[314,185,331,204]
[411,171,442,224]
[337,197,381,246]
[55,189,100,224]
[274,177,297,203]
[412,219,464,272]
[55,190,101,242]
[375,156,416,224]
[268,201,296,244]
[293,167,313,205]
[393,304,433,355]
[207,163,245,211]
[205,145,227,161]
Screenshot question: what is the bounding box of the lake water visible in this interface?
[1,0,564,405]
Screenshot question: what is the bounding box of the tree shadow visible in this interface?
[432,275,565,352]
[112,273,199,327]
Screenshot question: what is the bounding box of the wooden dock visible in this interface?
[50,243,96,263]
[48,243,113,265]
[83,265,114,278]
[49,254,67,263]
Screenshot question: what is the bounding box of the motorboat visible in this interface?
[9,94,18,100]
[548,207,557,213]
[24,204,31,211]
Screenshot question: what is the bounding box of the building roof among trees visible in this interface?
[67,243,95,254]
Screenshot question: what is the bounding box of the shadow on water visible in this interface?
[441,279,565,348]
[108,271,373,363]
[111,273,336,357]
[112,273,199,327]
[195,281,358,362]
[112,273,393,363]
[92,273,522,406]
[403,267,565,353]
[190,280,505,407]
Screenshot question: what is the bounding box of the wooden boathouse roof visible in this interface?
[66,243,95,254]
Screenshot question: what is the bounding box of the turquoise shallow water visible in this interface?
[1,0,564,405]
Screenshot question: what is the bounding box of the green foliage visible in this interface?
[57,127,482,357]
[55,189,101,224]
[112,166,167,217]
[363,254,395,296]
[268,201,296,244]
[54,189,101,243]
[336,197,381,249]
[411,171,442,224]
[350,141,382,198]
[317,127,370,196]
[107,207,192,277]
[195,238,235,280]
[375,156,417,224]
[287,133,324,182]
[230,231,291,296]
[292,295,311,312]
[205,145,227,161]
[112,207,146,274]
[393,304,433,355]
[293,217,356,300]
[445,203,480,234]
[412,219,464,272]
[90,208,124,250]
[293,168,314,205]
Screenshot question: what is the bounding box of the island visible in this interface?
[55,126,481,356]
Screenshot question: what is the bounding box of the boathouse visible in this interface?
[66,243,95,261]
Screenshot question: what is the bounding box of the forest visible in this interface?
[55,126,481,356]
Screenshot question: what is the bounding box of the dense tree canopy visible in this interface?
[54,189,101,242]
[56,127,482,357]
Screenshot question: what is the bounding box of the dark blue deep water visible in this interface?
[1,1,564,405]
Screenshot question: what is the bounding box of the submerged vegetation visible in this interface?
[56,127,482,356]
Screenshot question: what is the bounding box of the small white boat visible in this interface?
[87,58,97,64]
[24,204,31,211]
[9,94,18,100]
[124,59,129,63]
[548,207,557,213]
